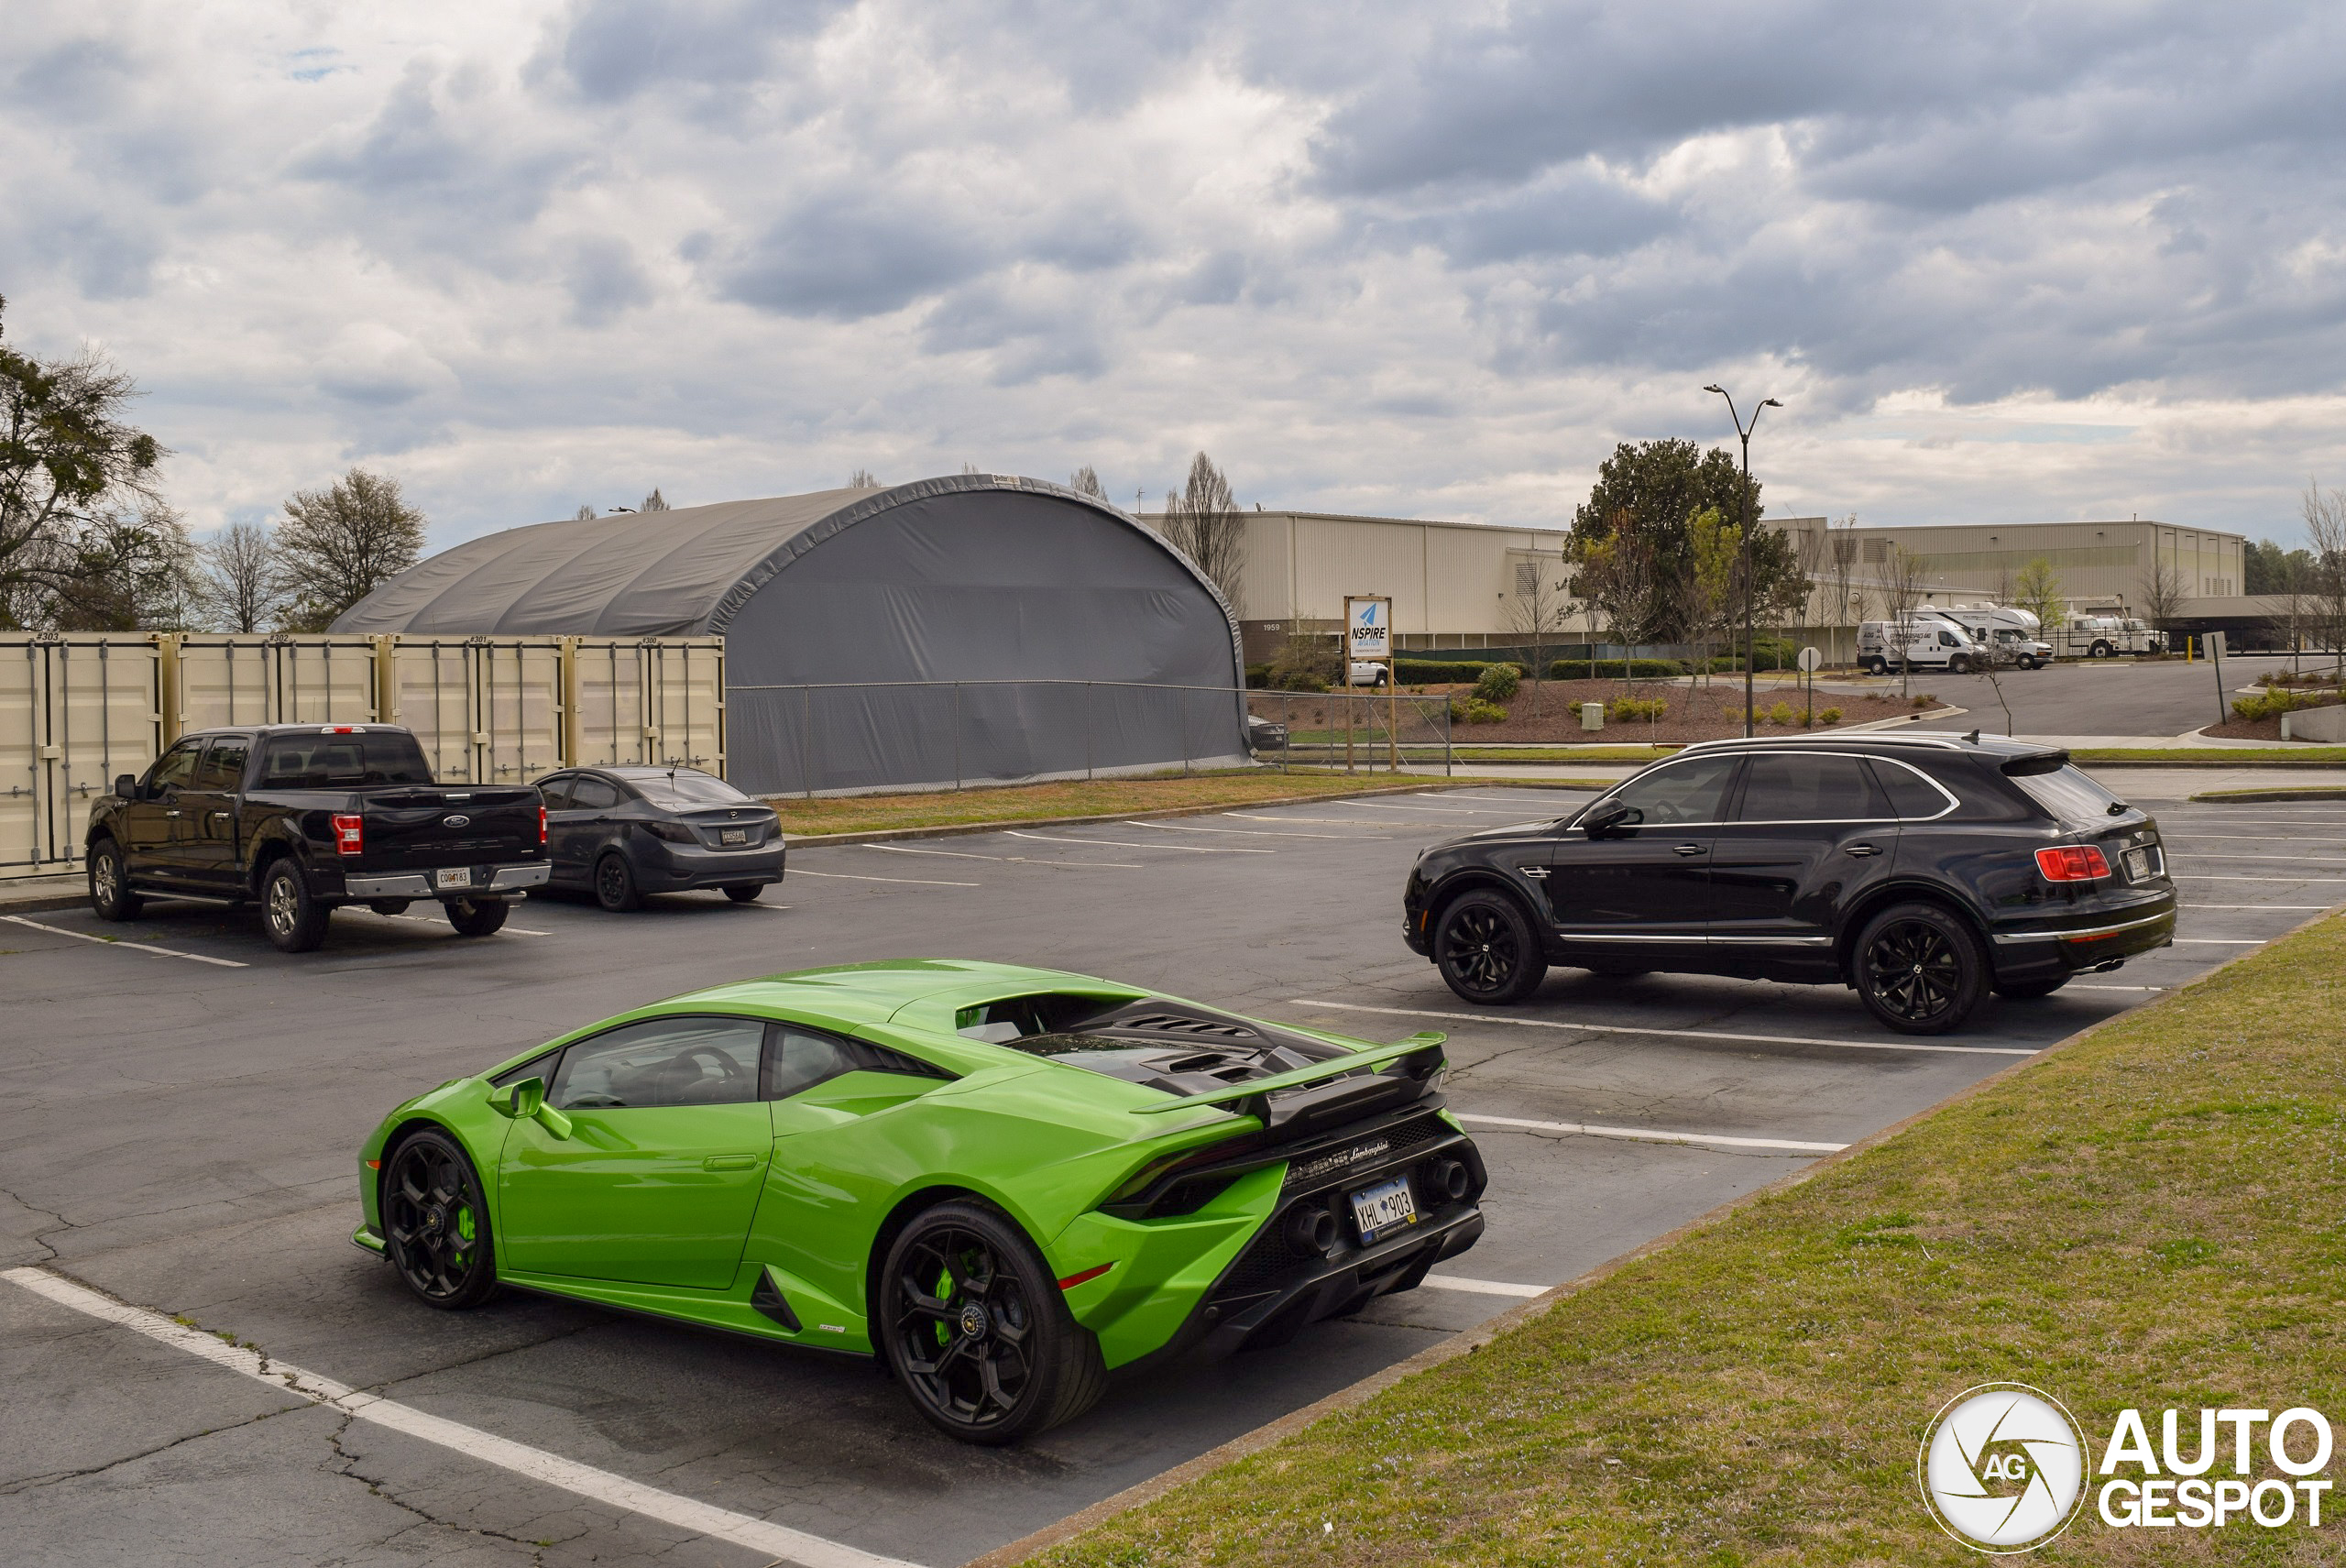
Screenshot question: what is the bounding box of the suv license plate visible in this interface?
[434,867,472,891]
[2124,847,2154,880]
[721,828,747,845]
[1349,1176,1418,1245]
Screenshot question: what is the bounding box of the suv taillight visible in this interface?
[2035,845,2110,883]
[539,806,548,845]
[332,814,364,856]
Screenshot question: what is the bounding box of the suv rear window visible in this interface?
[258,731,434,787]
[2012,764,2128,824]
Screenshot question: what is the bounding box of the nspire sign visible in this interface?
[1344,596,1391,662]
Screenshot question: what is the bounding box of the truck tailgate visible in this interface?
[363,788,540,869]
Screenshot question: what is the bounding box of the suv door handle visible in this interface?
[1672,843,1706,857]
[1843,843,1881,858]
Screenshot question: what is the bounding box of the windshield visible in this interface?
[2012,764,2129,824]
[258,731,433,787]
[617,768,753,806]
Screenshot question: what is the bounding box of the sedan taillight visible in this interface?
[641,820,698,843]
[539,806,548,845]
[332,814,364,856]
[2035,844,2111,883]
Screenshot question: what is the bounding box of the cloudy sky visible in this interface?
[7,1,2343,552]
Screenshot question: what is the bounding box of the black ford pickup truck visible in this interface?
[85,723,548,953]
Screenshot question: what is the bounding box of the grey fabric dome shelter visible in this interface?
[333,476,1246,795]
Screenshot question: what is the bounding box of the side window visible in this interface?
[490,1048,564,1088]
[1735,754,1889,822]
[546,1015,763,1109]
[769,1026,864,1100]
[570,775,620,811]
[1602,755,1738,828]
[536,775,576,811]
[148,740,205,793]
[192,738,249,791]
[1869,759,1956,820]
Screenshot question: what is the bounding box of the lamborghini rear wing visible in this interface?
[1130,1032,1447,1132]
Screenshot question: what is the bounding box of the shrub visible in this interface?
[1912,693,1935,708]
[1450,696,1508,724]
[1266,632,1339,692]
[1819,706,1844,725]
[1244,663,1273,689]
[1474,663,1521,702]
[1608,696,1666,722]
[2232,687,2330,722]
[1395,658,1493,685]
[1547,657,1686,680]
[1769,700,1796,726]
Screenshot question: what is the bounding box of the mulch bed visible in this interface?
[2202,691,2344,741]
[1250,677,1944,744]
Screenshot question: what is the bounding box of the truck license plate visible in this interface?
[721,828,747,845]
[1349,1176,1418,1245]
[434,866,472,891]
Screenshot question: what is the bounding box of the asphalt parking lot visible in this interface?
[3,779,2340,1567]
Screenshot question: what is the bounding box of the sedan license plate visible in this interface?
[720,828,747,845]
[2124,846,2157,880]
[434,866,473,891]
[1349,1175,1418,1245]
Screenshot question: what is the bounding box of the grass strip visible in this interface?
[2189,786,2346,803]
[759,770,1584,838]
[2071,747,2346,764]
[1030,912,2346,1568]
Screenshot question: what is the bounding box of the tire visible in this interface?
[2090,641,2111,659]
[593,851,641,912]
[89,839,142,921]
[445,897,509,938]
[1432,889,1548,1004]
[260,859,330,953]
[367,899,412,916]
[381,1128,500,1310]
[723,883,764,904]
[1994,974,2070,1000]
[1864,656,1887,676]
[1948,655,1969,674]
[1852,902,1986,1035]
[877,1200,1107,1445]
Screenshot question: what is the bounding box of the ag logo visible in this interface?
[1918,1384,2088,1552]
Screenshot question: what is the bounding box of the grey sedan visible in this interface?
[532,766,785,910]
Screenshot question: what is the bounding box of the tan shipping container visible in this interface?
[0,635,167,873]
[381,636,565,785]
[566,638,726,774]
[169,634,380,734]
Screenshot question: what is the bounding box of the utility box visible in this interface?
[1582,702,1604,731]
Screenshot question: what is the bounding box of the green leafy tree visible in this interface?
[1566,438,1801,641]
[1686,506,1741,681]
[2012,557,2067,637]
[277,467,427,630]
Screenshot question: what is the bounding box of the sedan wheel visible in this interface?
[1433,890,1548,1004]
[594,851,641,912]
[880,1201,1104,1444]
[723,883,764,903]
[1854,902,1984,1035]
[382,1129,499,1309]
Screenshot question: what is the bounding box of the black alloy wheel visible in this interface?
[594,851,641,912]
[446,897,510,938]
[723,883,764,904]
[262,860,330,953]
[89,840,142,921]
[1994,974,2070,1000]
[382,1129,499,1309]
[1434,890,1548,1004]
[1854,902,1985,1035]
[879,1201,1105,1445]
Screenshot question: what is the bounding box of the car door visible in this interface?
[532,774,580,882]
[1705,751,1899,961]
[177,734,252,889]
[556,773,621,880]
[1541,751,1741,956]
[497,1014,773,1288]
[122,738,207,881]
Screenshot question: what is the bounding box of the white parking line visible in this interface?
[863,844,1141,870]
[2163,834,2346,843]
[1287,998,2038,1056]
[2173,938,2267,945]
[1458,1111,1848,1153]
[356,910,550,937]
[1420,1274,1548,1299]
[2174,873,2346,882]
[2071,984,2165,992]
[0,1267,925,1568]
[0,914,248,968]
[1004,830,1272,854]
[2184,905,2332,910]
[1222,813,1409,828]
[1124,819,1368,839]
[792,868,980,887]
[2169,853,2346,863]
[1340,801,1515,815]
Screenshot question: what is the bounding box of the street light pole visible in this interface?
[1705,385,1781,738]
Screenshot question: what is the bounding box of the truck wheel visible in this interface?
[89,840,143,921]
[594,852,641,911]
[445,897,509,938]
[368,899,412,916]
[2090,641,2111,658]
[261,860,330,953]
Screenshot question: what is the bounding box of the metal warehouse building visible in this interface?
[334,476,1245,795]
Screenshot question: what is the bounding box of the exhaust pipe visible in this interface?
[1428,1159,1471,1202]
[1283,1205,1337,1255]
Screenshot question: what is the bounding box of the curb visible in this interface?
[2187,786,2346,803]
[962,900,2346,1568]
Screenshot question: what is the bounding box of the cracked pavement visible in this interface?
[2,783,2329,1565]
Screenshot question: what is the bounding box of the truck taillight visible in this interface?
[539,806,548,845]
[2034,845,2110,883]
[332,814,364,856]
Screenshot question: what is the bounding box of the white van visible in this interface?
[1858,619,1982,675]
[1923,605,2053,669]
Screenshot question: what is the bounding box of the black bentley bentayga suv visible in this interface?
[1401,734,2176,1034]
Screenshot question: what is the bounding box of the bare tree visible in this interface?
[574,504,596,521]
[1574,509,1670,693]
[1160,451,1247,614]
[1825,516,1861,667]
[1882,545,1930,698]
[640,488,670,512]
[196,521,291,632]
[849,468,879,488]
[2303,480,2346,684]
[276,468,427,631]
[2139,555,2190,647]
[1068,466,1107,500]
[2268,548,2313,674]
[1502,554,1572,713]
[959,461,982,476]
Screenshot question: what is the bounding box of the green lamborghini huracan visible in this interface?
[356,959,1488,1442]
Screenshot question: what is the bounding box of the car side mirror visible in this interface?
[1584,802,1637,838]
[115,773,138,800]
[488,1076,573,1140]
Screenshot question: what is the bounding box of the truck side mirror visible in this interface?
[115,773,139,800]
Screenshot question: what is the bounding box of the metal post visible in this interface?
[1179,687,1190,775]
[801,685,814,799]
[1085,682,1094,781]
[953,683,962,791]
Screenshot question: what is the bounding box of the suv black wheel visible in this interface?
[261,860,330,953]
[723,883,764,904]
[878,1200,1106,1444]
[1993,974,2070,1000]
[445,897,509,938]
[1433,889,1548,1004]
[382,1128,499,1309]
[1853,902,1985,1034]
[89,840,142,921]
[594,851,641,912]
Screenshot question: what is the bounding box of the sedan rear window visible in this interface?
[619,768,752,806]
[258,731,434,787]
[2012,764,2129,824]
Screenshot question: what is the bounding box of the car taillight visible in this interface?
[332,814,364,856]
[539,806,548,845]
[2034,845,2110,882]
